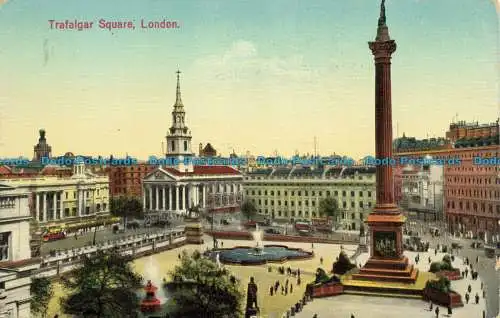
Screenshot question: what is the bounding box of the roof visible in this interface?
[162,165,241,176]
[202,143,216,153]
[0,166,12,175]
[290,167,324,178]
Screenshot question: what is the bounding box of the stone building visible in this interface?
[0,162,110,232]
[198,143,217,157]
[394,121,500,239]
[143,71,243,221]
[0,184,40,318]
[243,165,376,230]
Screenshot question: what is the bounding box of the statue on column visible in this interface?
[245,277,259,317]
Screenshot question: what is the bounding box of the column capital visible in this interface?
[369,40,396,59]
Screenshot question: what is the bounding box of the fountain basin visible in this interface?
[206,245,313,265]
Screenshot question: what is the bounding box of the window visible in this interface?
[359,191,363,197]
[359,202,363,208]
[305,191,308,196]
[64,208,70,217]
[334,191,338,196]
[65,192,68,199]
[368,191,372,197]
[342,191,346,197]
[265,191,268,195]
[184,141,188,151]
[368,202,372,208]
[0,232,10,261]
[343,202,347,208]
[351,202,355,208]
[171,141,175,151]
[351,191,355,197]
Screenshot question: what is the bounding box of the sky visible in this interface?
[0,0,498,160]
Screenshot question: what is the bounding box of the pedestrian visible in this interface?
[447,306,452,316]
[480,282,483,290]
[290,284,293,293]
[465,293,469,304]
[297,277,301,285]
[467,284,471,293]
[465,268,468,277]
[429,301,433,311]
[428,257,431,264]
[482,290,486,298]
[221,241,224,248]
[270,286,273,296]
[281,286,284,295]
[476,256,479,263]
[434,306,439,317]
[311,243,314,249]
[285,285,288,295]
[475,293,479,304]
[320,257,323,264]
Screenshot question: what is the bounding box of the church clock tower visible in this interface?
[166,70,194,172]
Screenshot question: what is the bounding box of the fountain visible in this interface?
[252,224,264,255]
[140,280,161,313]
[206,223,313,265]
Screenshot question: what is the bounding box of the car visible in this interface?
[265,228,280,235]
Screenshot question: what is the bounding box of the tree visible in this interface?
[319,197,340,226]
[31,277,53,318]
[240,199,257,221]
[60,249,143,318]
[110,196,143,220]
[166,250,244,318]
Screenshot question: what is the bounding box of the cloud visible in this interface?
[191,40,320,85]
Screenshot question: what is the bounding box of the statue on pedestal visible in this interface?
[245,277,259,318]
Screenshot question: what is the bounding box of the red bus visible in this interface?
[42,227,67,242]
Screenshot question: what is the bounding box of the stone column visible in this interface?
[77,190,81,216]
[369,29,398,214]
[202,185,206,208]
[149,186,153,211]
[42,192,47,221]
[52,192,57,220]
[143,186,146,210]
[179,186,184,211]
[155,186,159,211]
[36,193,40,221]
[169,186,172,210]
[59,191,63,218]
[162,187,166,211]
[175,186,179,211]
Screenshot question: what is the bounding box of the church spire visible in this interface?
[375,0,391,42]
[175,69,183,107]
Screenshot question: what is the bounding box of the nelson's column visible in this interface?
[351,0,419,286]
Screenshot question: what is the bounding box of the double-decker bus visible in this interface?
[42,226,67,242]
[311,217,333,232]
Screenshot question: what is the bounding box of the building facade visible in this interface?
[397,164,444,221]
[394,140,499,238]
[0,184,40,318]
[143,71,243,221]
[243,166,376,230]
[108,163,155,198]
[0,163,110,231]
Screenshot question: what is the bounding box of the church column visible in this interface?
[143,185,146,211]
[155,186,159,211]
[36,193,40,221]
[162,186,166,211]
[179,186,184,211]
[42,192,47,221]
[169,186,173,210]
[148,186,153,211]
[175,186,179,212]
[202,185,206,208]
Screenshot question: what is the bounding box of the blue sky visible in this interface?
[0,0,497,158]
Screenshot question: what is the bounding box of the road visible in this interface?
[411,222,499,318]
[40,218,185,255]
